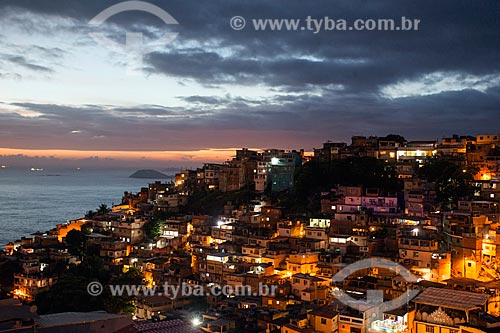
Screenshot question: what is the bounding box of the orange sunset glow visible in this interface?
[0,147,258,166]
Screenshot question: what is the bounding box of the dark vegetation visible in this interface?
[35,257,144,315]
[418,156,478,209]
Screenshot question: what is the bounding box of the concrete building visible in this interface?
[413,287,498,333]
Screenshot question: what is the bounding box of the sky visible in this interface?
[0,0,498,168]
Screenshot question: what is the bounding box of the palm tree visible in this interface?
[85,210,96,219]
[97,204,111,215]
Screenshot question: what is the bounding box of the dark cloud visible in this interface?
[1,85,499,152]
[179,96,222,105]
[0,154,189,169]
[1,1,498,89]
[4,55,54,73]
[0,37,68,76]
[29,45,67,59]
[0,0,498,155]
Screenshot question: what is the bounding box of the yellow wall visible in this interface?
[309,315,338,333]
[414,321,459,333]
[339,321,365,333]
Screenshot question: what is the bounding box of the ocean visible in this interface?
[0,168,168,248]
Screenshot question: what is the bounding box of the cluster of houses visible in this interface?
[1,134,500,333]
[314,134,500,183]
[171,148,304,194]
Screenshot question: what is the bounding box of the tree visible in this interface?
[0,261,20,299]
[143,219,162,239]
[85,210,96,219]
[81,222,93,235]
[97,204,111,215]
[153,209,170,221]
[418,156,478,209]
[35,258,143,315]
[71,256,110,281]
[112,267,144,285]
[301,157,400,191]
[104,267,145,314]
[103,294,136,315]
[35,274,104,314]
[65,229,85,256]
[48,260,68,278]
[380,134,406,145]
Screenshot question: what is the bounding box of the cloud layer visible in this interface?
[0,0,498,166]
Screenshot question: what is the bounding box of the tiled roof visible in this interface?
[292,273,326,282]
[413,287,489,310]
[38,311,130,328]
[310,305,339,318]
[135,319,200,333]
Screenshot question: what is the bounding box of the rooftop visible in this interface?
[310,304,339,318]
[413,287,489,311]
[0,298,38,323]
[291,274,327,284]
[38,311,130,328]
[135,319,200,333]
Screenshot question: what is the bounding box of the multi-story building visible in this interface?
[397,226,450,282]
[336,187,398,214]
[369,307,414,333]
[397,141,437,163]
[287,252,319,275]
[314,141,348,163]
[13,273,57,302]
[396,161,417,179]
[99,240,130,267]
[404,179,437,217]
[254,161,269,192]
[291,273,329,302]
[219,164,243,193]
[202,163,225,190]
[110,219,146,244]
[413,287,499,333]
[199,252,230,284]
[377,139,400,162]
[443,213,500,280]
[258,149,303,192]
[467,134,500,181]
[174,169,197,192]
[308,305,339,333]
[339,305,380,333]
[438,135,474,156]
